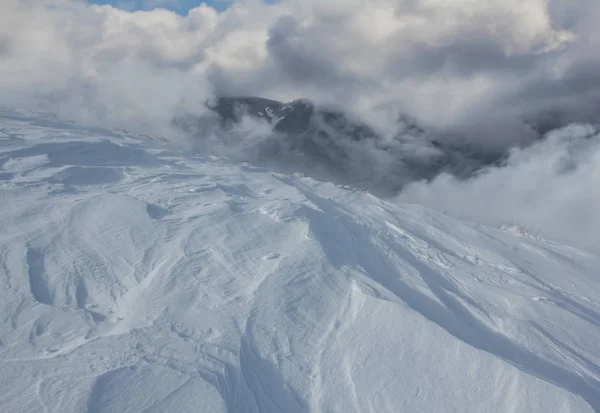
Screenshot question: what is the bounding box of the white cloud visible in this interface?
[0,0,593,132]
[398,124,600,254]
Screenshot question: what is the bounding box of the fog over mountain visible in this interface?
[174,96,506,195]
[0,0,599,252]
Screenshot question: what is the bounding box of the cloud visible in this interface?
[398,124,600,254]
[1,0,593,133]
[0,0,598,252]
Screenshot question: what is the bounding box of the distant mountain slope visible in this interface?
[174,97,505,195]
[1,109,600,412]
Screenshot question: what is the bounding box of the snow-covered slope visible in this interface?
[1,108,600,413]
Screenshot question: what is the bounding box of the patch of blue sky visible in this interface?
[86,0,232,13]
[85,0,278,14]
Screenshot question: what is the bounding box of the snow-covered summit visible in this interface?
[1,110,600,412]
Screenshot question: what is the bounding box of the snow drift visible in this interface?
[1,110,600,412]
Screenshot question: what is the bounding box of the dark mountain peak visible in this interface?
[207,96,379,142]
[206,96,286,124]
[173,96,507,195]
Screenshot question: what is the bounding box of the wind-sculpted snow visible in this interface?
[1,111,600,412]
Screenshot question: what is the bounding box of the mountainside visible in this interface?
[1,108,600,413]
[174,97,504,195]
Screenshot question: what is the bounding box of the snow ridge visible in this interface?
[1,110,600,412]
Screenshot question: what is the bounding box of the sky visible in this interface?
[86,0,230,13]
[0,0,598,254]
[85,0,277,13]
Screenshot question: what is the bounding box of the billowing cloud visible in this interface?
[0,0,598,252]
[398,124,600,254]
[1,0,597,133]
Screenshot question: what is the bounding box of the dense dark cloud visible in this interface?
[0,0,598,252]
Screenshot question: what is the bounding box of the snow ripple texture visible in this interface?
[1,108,600,412]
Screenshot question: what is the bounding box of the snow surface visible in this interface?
[1,108,600,412]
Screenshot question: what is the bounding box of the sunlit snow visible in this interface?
[1,108,599,412]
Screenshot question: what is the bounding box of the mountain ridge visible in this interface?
[1,110,599,412]
[174,96,506,195]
